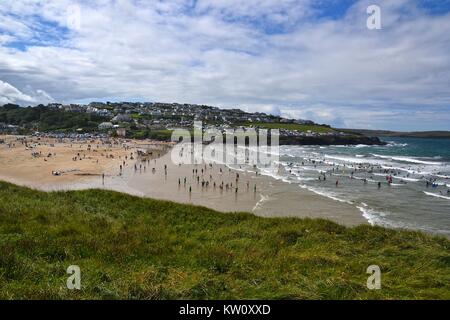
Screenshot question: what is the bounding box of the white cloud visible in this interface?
[0,80,53,105]
[0,80,35,104]
[0,0,449,130]
[240,104,282,116]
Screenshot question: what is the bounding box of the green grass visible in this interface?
[240,122,335,133]
[0,181,449,300]
[129,129,174,141]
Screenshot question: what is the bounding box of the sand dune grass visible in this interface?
[0,181,449,299]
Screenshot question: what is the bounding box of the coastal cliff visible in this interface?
[278,135,386,146]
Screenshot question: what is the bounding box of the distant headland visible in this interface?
[340,129,450,139]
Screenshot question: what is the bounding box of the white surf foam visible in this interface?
[298,185,354,205]
[423,191,450,200]
[373,154,442,165]
[356,204,386,226]
[392,176,421,182]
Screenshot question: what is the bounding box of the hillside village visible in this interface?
[52,101,320,131]
[0,101,384,145]
[2,102,316,131]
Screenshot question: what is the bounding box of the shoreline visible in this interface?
[0,134,366,227]
[1,135,449,238]
[125,150,366,226]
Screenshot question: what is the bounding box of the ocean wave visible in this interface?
[380,165,427,175]
[299,167,325,173]
[350,176,378,183]
[356,203,387,226]
[325,154,389,165]
[373,154,442,165]
[332,173,350,178]
[295,177,318,182]
[356,203,447,234]
[257,167,286,182]
[354,204,412,230]
[325,155,366,164]
[423,191,450,200]
[298,185,354,205]
[392,176,421,182]
[386,141,408,147]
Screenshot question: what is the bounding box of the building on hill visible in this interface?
[112,114,132,123]
[116,127,127,137]
[98,122,114,130]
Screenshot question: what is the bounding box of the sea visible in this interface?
[259,137,450,237]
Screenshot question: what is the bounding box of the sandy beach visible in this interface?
[0,134,366,226]
[0,135,169,191]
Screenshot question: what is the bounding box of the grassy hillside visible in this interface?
[0,181,449,300]
[129,129,174,141]
[0,105,107,133]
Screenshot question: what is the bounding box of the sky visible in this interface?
[0,0,449,131]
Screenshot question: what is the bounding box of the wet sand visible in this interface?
[125,150,366,226]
